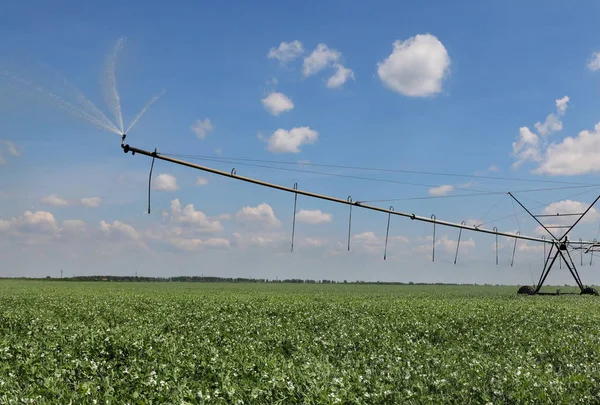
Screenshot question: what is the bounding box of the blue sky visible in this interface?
[2,0,600,285]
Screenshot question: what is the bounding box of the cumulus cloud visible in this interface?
[512,96,600,170]
[196,176,209,186]
[154,174,179,192]
[191,118,214,139]
[428,185,454,196]
[436,234,475,254]
[377,33,451,97]
[327,64,355,89]
[512,126,542,168]
[416,234,475,258]
[99,220,140,241]
[145,200,227,252]
[236,203,281,227]
[351,231,410,257]
[164,236,230,252]
[262,92,294,116]
[534,122,600,175]
[167,199,224,234]
[296,209,332,224]
[19,210,60,234]
[533,96,568,137]
[204,238,231,249]
[556,96,570,115]
[41,194,69,207]
[80,197,102,207]
[268,40,304,64]
[587,51,600,71]
[266,126,318,153]
[303,43,341,76]
[534,113,563,137]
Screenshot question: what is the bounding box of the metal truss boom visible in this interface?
[120,137,595,246]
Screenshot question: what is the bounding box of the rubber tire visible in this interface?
[581,287,599,296]
[518,285,535,295]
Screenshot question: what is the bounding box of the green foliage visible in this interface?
[1,281,600,403]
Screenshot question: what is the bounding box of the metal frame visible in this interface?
[508,192,600,295]
[120,136,599,295]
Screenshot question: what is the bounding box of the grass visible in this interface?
[1,280,600,403]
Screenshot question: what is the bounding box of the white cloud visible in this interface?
[268,40,304,64]
[587,51,600,71]
[80,197,102,207]
[99,220,141,241]
[511,95,573,170]
[511,127,541,168]
[165,236,230,252]
[534,113,562,137]
[556,96,569,115]
[487,165,499,172]
[303,43,341,76]
[416,234,475,257]
[204,238,231,249]
[351,231,409,256]
[296,209,332,224]
[196,177,209,186]
[154,174,179,192]
[215,148,222,156]
[533,96,569,137]
[0,210,61,246]
[20,210,60,234]
[266,126,318,153]
[168,237,203,251]
[535,122,600,175]
[305,238,325,247]
[428,185,453,196]
[377,33,451,97]
[236,203,281,227]
[146,199,226,251]
[262,92,294,116]
[41,194,69,207]
[435,234,475,254]
[191,118,214,139]
[0,150,5,165]
[167,199,224,234]
[327,64,355,89]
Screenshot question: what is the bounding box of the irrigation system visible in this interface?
[121,135,600,296]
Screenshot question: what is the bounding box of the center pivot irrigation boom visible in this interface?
[120,135,600,295]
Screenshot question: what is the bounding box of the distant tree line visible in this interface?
[0,275,492,285]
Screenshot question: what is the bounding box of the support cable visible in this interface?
[159,152,593,186]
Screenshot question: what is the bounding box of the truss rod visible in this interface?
[121,139,586,245]
[533,213,585,218]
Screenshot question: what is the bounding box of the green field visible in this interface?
[1,281,600,403]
